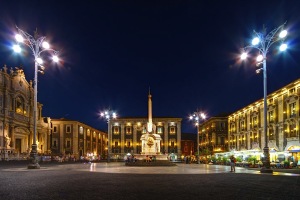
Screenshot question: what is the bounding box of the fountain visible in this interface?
[129,90,170,164]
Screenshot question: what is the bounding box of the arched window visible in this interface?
[15,96,26,115]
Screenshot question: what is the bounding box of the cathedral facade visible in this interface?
[0,65,51,160]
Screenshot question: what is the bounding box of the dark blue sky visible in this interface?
[1,0,300,133]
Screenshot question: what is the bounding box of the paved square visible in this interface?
[0,162,299,200]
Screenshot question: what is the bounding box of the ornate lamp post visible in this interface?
[240,22,288,173]
[100,110,117,162]
[189,111,206,164]
[13,26,59,169]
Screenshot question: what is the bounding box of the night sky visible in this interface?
[0,0,300,133]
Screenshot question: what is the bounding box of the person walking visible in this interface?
[230,155,236,172]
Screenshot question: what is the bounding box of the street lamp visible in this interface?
[240,22,288,173]
[189,111,206,164]
[100,110,117,162]
[13,26,59,169]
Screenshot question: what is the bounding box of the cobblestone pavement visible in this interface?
[0,162,299,200]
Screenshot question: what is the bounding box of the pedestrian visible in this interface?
[230,155,236,172]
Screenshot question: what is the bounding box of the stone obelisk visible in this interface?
[140,89,162,155]
[147,89,153,133]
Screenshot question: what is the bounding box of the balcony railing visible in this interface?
[286,137,299,142]
[8,111,30,122]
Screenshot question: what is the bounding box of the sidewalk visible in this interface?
[246,167,300,174]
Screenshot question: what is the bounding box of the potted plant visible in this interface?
[283,160,290,168]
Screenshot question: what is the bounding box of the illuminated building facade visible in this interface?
[108,117,182,160]
[50,118,107,159]
[228,78,300,164]
[181,140,195,156]
[0,65,50,160]
[198,115,228,155]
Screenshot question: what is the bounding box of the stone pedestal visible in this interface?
[141,133,161,155]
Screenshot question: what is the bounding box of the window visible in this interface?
[87,129,90,137]
[53,125,58,133]
[289,102,296,117]
[126,127,132,135]
[221,122,226,129]
[126,140,132,147]
[211,123,216,128]
[114,141,119,147]
[79,139,83,147]
[157,127,163,134]
[15,96,26,115]
[52,139,58,147]
[113,127,119,134]
[230,124,235,132]
[79,126,83,135]
[66,125,71,133]
[170,127,176,134]
[290,124,297,137]
[268,111,274,123]
[66,139,71,148]
[240,121,245,131]
[252,117,258,127]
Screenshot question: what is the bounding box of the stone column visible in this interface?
[164,123,169,153]
[247,132,250,150]
[133,125,137,154]
[121,124,125,155]
[177,122,181,155]
[83,126,86,156]
[10,125,15,150]
[236,135,240,150]
[108,121,112,155]
[73,123,79,157]
[60,124,64,155]
[278,125,284,151]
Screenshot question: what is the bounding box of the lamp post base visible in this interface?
[28,163,40,169]
[260,146,273,173]
[260,167,273,173]
[28,144,40,169]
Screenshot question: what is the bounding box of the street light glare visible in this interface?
[13,44,21,53]
[279,43,287,51]
[36,57,43,64]
[279,30,287,38]
[52,55,59,62]
[15,34,24,42]
[241,52,247,60]
[42,41,50,49]
[256,55,263,62]
[252,37,260,45]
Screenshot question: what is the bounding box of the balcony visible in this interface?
[8,111,30,122]
[286,137,299,142]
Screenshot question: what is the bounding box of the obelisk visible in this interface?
[147,89,153,133]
